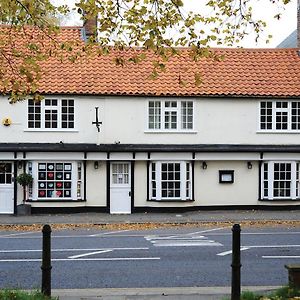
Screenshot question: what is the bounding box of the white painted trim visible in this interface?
[86,153,107,160]
[263,153,300,160]
[24,129,79,132]
[26,152,84,160]
[0,153,14,159]
[195,153,260,161]
[144,130,197,134]
[256,130,300,134]
[109,153,133,160]
[150,153,193,160]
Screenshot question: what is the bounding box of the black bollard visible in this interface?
[231,224,241,300]
[41,224,52,297]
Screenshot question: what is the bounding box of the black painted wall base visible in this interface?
[29,204,300,214]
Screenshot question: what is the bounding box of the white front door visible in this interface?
[110,163,131,214]
[0,163,14,214]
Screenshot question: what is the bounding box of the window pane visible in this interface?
[148,101,161,129]
[260,101,272,130]
[181,101,193,129]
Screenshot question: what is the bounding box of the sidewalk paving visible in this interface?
[1,209,300,226]
[52,286,280,300]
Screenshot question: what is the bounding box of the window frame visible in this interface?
[149,161,192,201]
[261,161,299,200]
[27,98,76,131]
[258,100,300,132]
[146,100,195,132]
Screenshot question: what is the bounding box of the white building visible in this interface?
[0,27,300,214]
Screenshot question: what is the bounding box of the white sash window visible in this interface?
[262,161,299,200]
[150,161,192,200]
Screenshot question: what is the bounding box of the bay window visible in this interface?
[262,161,299,200]
[28,161,83,200]
[150,161,192,200]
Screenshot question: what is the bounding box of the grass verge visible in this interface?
[0,290,58,300]
[223,286,300,300]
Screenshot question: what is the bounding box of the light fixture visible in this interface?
[18,161,23,169]
[202,161,207,170]
[247,162,252,169]
[94,161,99,169]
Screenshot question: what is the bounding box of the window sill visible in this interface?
[26,199,86,203]
[24,129,79,132]
[147,199,195,203]
[259,198,300,202]
[144,130,197,134]
[256,130,300,134]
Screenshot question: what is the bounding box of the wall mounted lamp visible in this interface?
[18,161,23,169]
[202,161,207,170]
[94,161,99,169]
[247,161,253,169]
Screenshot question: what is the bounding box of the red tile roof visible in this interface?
[3,27,300,97]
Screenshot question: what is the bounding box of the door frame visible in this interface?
[107,161,134,213]
[0,161,15,214]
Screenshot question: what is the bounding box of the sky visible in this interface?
[58,0,297,48]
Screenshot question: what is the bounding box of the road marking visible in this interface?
[68,250,112,259]
[145,229,223,247]
[153,241,222,247]
[188,227,229,235]
[89,229,131,237]
[0,257,160,262]
[0,247,149,253]
[0,231,37,237]
[262,256,300,259]
[217,245,300,256]
[217,247,250,256]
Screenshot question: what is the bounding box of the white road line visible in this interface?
[217,244,300,256]
[244,245,300,248]
[262,256,300,259]
[188,227,229,235]
[0,247,149,253]
[217,247,250,256]
[68,250,112,259]
[205,232,300,236]
[0,257,160,262]
[154,242,221,247]
[0,231,38,237]
[145,236,205,240]
[153,241,223,247]
[89,229,131,237]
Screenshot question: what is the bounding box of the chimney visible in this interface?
[82,13,97,42]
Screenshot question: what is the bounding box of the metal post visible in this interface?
[41,224,52,297]
[231,224,241,300]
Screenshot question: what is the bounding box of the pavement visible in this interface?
[1,209,299,299]
[51,286,281,300]
[0,209,300,226]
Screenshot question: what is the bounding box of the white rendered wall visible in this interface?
[194,161,259,206]
[85,161,107,207]
[2,96,300,145]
